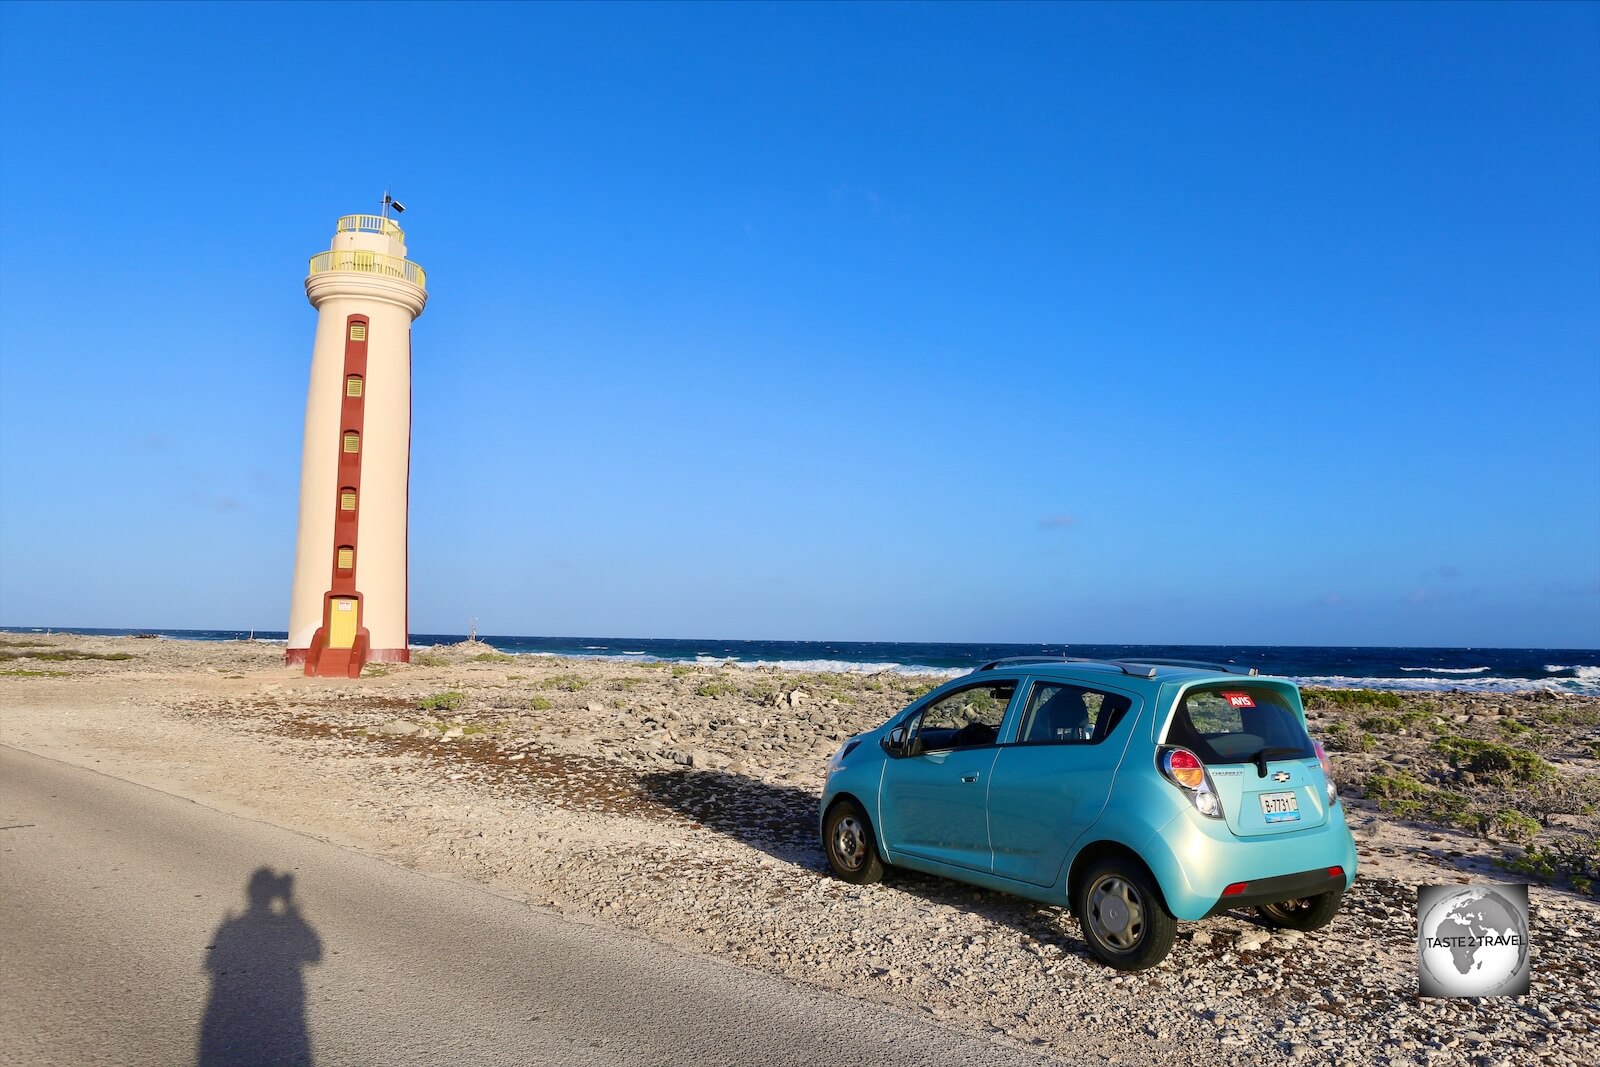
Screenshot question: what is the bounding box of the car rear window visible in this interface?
[1163,686,1313,765]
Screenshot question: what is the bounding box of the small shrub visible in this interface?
[696,680,736,699]
[543,674,586,692]
[0,668,70,677]
[1497,718,1532,737]
[609,677,643,690]
[1365,771,1472,825]
[1358,707,1436,734]
[1586,740,1600,761]
[526,695,552,711]
[418,690,466,712]
[1432,736,1553,782]
[413,651,449,667]
[1498,834,1600,896]
[1491,810,1541,846]
[471,651,514,663]
[746,682,777,704]
[1324,720,1374,753]
[670,665,695,677]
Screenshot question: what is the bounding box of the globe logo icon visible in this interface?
[1417,885,1530,997]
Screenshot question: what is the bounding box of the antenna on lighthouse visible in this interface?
[380,190,406,221]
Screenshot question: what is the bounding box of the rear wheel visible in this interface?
[1073,856,1177,971]
[1257,890,1343,931]
[823,799,885,884]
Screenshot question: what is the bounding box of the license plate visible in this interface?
[1259,790,1301,823]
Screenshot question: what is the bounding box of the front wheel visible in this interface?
[823,800,885,884]
[1073,857,1177,971]
[1257,891,1343,931]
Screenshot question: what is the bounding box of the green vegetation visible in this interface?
[362,664,395,677]
[0,648,133,663]
[670,665,695,677]
[0,668,70,677]
[412,651,449,667]
[525,695,552,711]
[1323,719,1376,753]
[696,680,736,699]
[0,638,55,647]
[1497,718,1532,737]
[1363,770,1481,833]
[1300,687,1404,711]
[418,690,466,712]
[1490,810,1541,846]
[608,676,643,690]
[542,674,587,692]
[471,651,515,663]
[1432,736,1553,782]
[1358,706,1438,733]
[746,681,777,704]
[1499,835,1600,896]
[1586,740,1600,761]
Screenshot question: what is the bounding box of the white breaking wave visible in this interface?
[1400,666,1490,674]
[737,658,963,678]
[1292,673,1600,696]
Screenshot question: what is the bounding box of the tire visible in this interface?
[823,799,886,884]
[1072,856,1177,971]
[1257,890,1343,931]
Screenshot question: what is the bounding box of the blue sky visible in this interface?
[1,1,1596,647]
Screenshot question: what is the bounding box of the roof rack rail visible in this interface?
[1115,657,1260,677]
[975,656,1158,679]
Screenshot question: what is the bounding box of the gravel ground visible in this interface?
[3,634,1597,1066]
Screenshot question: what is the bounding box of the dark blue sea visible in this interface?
[6,626,1598,695]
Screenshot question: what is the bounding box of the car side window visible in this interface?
[912,681,1015,751]
[1016,683,1133,745]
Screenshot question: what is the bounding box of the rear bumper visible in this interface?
[1200,866,1346,918]
[1139,804,1358,921]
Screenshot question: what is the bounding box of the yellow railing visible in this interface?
[334,214,405,240]
[308,250,427,289]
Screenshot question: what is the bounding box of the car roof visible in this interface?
[969,656,1270,687]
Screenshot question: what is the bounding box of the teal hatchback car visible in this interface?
[819,658,1357,970]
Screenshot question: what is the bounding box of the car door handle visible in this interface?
[960,773,980,783]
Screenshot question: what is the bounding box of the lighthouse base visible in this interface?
[286,646,411,671]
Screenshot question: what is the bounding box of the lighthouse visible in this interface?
[286,207,427,676]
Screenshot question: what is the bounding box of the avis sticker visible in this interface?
[1222,692,1255,709]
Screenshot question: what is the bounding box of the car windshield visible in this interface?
[1163,686,1313,765]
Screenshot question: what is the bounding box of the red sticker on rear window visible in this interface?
[1222,692,1256,709]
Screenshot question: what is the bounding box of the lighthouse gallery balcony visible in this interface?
[308,216,426,289]
[308,249,427,289]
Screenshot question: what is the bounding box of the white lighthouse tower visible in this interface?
[286,206,427,677]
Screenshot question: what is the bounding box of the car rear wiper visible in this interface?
[1252,746,1303,778]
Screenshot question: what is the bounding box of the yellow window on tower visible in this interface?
[349,324,367,341]
[340,490,357,511]
[343,432,360,454]
[346,375,363,398]
[337,547,354,570]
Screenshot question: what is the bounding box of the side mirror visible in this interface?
[883,725,921,758]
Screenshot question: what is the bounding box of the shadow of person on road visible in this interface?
[197,867,323,1067]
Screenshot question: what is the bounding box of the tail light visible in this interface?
[1158,746,1224,819]
[1314,739,1338,806]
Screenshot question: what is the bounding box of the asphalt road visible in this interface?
[0,745,1069,1067]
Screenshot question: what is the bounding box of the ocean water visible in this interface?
[6,626,1599,696]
